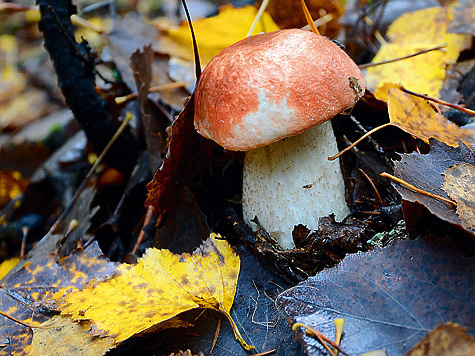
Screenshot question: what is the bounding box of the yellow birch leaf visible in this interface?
[387,88,475,148]
[159,5,280,65]
[30,316,115,356]
[366,6,472,99]
[0,257,20,281]
[55,234,251,349]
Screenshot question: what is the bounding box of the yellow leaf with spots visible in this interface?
[55,234,252,350]
[366,6,472,99]
[388,88,475,148]
[0,257,20,280]
[159,5,279,65]
[0,243,117,356]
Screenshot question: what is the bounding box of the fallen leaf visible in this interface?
[54,234,250,349]
[0,170,28,208]
[277,235,475,355]
[30,316,115,356]
[447,0,475,35]
[0,258,20,280]
[366,6,472,98]
[159,5,280,65]
[387,88,475,148]
[391,138,475,235]
[0,242,117,356]
[442,163,475,231]
[406,322,475,356]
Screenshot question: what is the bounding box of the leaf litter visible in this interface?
[1,0,475,355]
[277,234,475,355]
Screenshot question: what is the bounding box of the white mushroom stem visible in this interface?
[242,120,350,249]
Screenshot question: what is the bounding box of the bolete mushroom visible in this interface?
[194,29,365,249]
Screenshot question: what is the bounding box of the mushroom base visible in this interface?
[242,120,350,249]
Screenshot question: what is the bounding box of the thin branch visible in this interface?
[380,173,457,206]
[401,87,475,116]
[359,44,446,69]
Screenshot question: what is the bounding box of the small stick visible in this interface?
[246,0,270,37]
[359,44,446,69]
[358,168,384,205]
[252,350,277,356]
[292,323,350,356]
[301,0,320,35]
[380,173,457,206]
[50,113,134,233]
[131,206,154,255]
[210,318,221,354]
[401,87,475,116]
[0,310,48,329]
[328,123,392,161]
[115,82,188,104]
[20,227,28,259]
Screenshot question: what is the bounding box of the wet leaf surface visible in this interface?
[391,138,475,235]
[277,235,475,355]
[0,242,116,356]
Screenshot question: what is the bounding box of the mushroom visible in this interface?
[194,29,365,249]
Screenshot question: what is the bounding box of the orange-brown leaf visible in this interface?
[387,88,475,148]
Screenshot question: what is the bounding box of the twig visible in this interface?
[246,0,270,37]
[50,113,134,233]
[380,172,457,206]
[301,0,320,35]
[292,322,350,356]
[359,44,446,69]
[210,318,221,354]
[328,123,392,160]
[131,206,154,254]
[115,82,188,105]
[401,87,475,116]
[358,168,384,205]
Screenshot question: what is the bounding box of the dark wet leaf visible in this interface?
[277,235,475,355]
[391,138,475,236]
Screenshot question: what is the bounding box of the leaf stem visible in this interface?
[0,310,48,329]
[220,307,255,351]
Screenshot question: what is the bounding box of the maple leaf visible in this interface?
[366,6,471,99]
[54,234,253,350]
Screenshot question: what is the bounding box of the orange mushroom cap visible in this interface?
[194,29,365,151]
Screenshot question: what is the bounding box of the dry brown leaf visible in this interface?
[387,88,475,148]
[442,163,475,230]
